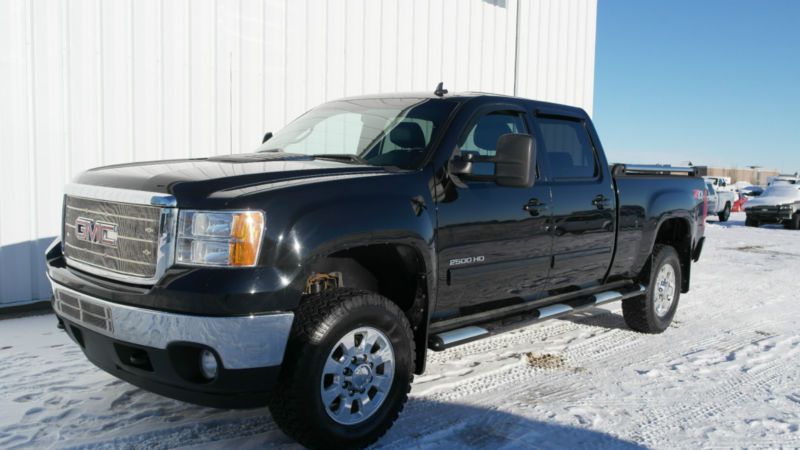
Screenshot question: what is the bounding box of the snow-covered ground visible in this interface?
[2,212,799,449]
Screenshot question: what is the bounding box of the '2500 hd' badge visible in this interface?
[75,217,119,247]
[449,256,485,266]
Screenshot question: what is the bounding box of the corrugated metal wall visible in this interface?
[0,0,597,306]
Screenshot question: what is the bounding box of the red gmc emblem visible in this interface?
[75,217,118,247]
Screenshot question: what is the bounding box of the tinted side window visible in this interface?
[459,111,527,158]
[537,118,598,179]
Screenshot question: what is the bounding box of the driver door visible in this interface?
[434,107,553,318]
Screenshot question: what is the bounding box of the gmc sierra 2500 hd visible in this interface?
[46,88,706,449]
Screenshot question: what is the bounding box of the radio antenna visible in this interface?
[434,82,448,97]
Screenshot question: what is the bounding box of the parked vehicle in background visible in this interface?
[733,184,762,212]
[705,181,736,222]
[44,90,707,449]
[744,184,800,229]
[703,176,735,192]
[739,185,764,197]
[732,181,751,192]
[767,174,800,186]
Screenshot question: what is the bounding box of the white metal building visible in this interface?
[0,0,597,307]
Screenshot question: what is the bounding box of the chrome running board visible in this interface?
[429,326,489,351]
[428,284,646,350]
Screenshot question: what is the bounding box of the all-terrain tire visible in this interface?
[718,203,731,222]
[622,245,681,334]
[745,216,760,227]
[269,288,415,450]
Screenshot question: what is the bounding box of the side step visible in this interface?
[428,284,646,351]
[429,326,489,351]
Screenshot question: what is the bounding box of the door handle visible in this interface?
[523,198,547,216]
[592,194,611,210]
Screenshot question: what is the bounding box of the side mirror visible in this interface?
[494,133,535,188]
[262,132,273,143]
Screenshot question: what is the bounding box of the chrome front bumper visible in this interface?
[50,282,294,370]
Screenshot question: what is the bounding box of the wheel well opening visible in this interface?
[306,244,429,373]
[319,245,424,310]
[653,218,692,293]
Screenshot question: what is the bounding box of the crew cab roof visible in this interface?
[335,91,589,118]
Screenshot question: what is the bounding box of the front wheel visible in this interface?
[269,289,415,449]
[785,213,800,230]
[622,245,681,334]
[718,203,731,222]
[745,216,760,227]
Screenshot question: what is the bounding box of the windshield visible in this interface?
[257,98,458,169]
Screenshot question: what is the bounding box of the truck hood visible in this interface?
[745,185,800,207]
[73,152,388,204]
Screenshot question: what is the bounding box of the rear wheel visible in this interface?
[745,216,760,227]
[622,245,681,334]
[269,289,415,449]
[718,203,731,222]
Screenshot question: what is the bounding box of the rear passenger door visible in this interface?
[533,114,616,289]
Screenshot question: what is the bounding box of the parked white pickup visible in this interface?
[705,180,737,222]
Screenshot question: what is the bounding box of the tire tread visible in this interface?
[269,288,415,450]
[622,244,678,334]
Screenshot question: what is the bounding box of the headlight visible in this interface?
[177,211,264,267]
[779,204,794,211]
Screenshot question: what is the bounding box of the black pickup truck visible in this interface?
[45,89,706,449]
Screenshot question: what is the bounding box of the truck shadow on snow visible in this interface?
[107,396,647,449]
[374,398,646,449]
[557,308,632,332]
[39,388,645,449]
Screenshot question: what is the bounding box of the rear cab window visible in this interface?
[534,117,599,180]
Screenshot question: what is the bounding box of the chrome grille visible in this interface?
[54,288,114,333]
[63,195,161,278]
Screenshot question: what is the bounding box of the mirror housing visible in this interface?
[448,133,536,188]
[494,133,536,188]
[262,132,273,143]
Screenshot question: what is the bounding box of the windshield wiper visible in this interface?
[312,154,370,165]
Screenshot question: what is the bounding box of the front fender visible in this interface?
[257,170,438,311]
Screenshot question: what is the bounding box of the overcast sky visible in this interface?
[593,0,799,174]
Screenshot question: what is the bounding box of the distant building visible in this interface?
[694,166,780,186]
[0,0,599,307]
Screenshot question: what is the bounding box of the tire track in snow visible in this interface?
[629,356,793,446]
[415,309,786,408]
